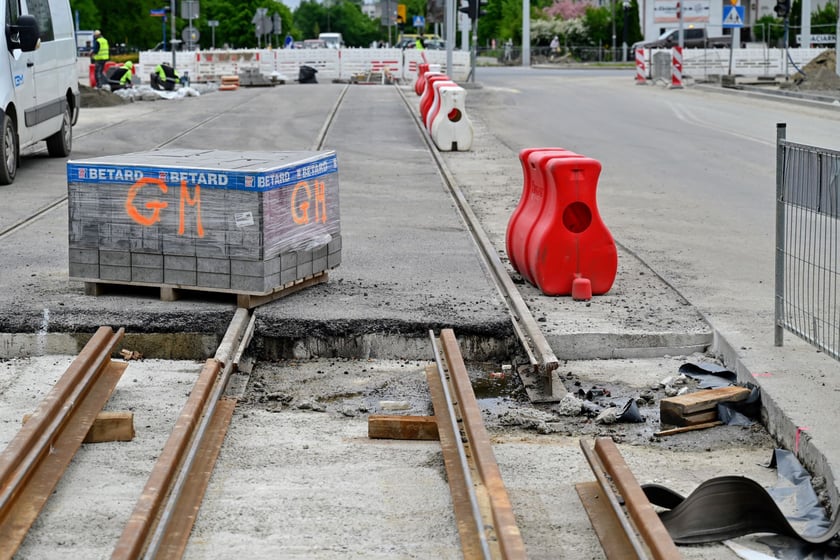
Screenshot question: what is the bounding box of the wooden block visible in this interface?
[660,385,750,427]
[23,411,135,443]
[367,414,439,441]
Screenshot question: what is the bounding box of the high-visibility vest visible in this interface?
[93,37,109,61]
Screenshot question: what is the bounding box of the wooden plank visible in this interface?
[23,411,135,444]
[237,273,328,309]
[661,386,750,416]
[654,421,723,438]
[367,415,439,440]
[661,408,719,427]
[575,481,639,560]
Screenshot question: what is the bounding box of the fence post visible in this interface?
[775,122,787,346]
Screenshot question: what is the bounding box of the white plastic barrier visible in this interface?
[429,85,473,152]
[638,47,828,79]
[137,48,471,84]
[425,77,458,130]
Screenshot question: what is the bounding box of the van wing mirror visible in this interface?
[6,15,40,53]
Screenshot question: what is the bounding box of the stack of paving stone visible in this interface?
[67,148,341,295]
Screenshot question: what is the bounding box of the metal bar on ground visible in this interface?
[578,440,650,560]
[439,329,527,560]
[428,332,492,560]
[0,326,126,560]
[593,438,682,560]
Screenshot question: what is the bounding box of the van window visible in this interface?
[25,0,53,42]
[686,28,704,40]
[6,0,19,23]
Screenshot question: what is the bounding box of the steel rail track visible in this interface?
[113,87,347,558]
[0,84,349,558]
[578,438,682,560]
[0,326,126,560]
[427,329,527,560]
[394,85,562,402]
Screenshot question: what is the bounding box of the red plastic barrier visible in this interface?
[425,78,457,131]
[525,156,617,296]
[506,148,577,282]
[419,74,450,124]
[88,61,124,87]
[415,63,429,96]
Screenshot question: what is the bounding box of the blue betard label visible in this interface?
[67,153,338,192]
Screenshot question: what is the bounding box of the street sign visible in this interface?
[722,5,744,28]
[182,26,199,43]
[413,15,425,28]
[181,0,199,20]
[797,33,836,44]
[150,9,167,16]
[207,19,219,28]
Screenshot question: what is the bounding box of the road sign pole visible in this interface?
[171,0,176,69]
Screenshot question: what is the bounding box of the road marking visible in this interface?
[668,101,775,146]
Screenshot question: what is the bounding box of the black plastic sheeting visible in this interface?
[642,449,840,553]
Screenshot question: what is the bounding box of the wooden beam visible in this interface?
[660,386,751,426]
[367,415,439,440]
[24,411,135,444]
[654,421,723,438]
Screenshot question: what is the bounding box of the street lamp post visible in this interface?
[611,0,616,61]
[622,0,630,61]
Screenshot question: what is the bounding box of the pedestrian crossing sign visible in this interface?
[722,5,744,27]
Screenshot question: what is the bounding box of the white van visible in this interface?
[0,0,79,184]
[318,32,344,49]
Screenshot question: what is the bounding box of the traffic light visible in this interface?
[458,0,487,20]
[397,4,406,25]
[774,0,790,19]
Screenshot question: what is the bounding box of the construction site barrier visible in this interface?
[635,48,646,84]
[670,46,684,89]
[775,124,840,362]
[136,48,470,86]
[219,75,240,91]
[428,85,473,152]
[424,77,458,130]
[419,73,451,125]
[506,149,577,284]
[506,149,617,297]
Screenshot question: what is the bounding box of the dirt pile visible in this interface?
[79,83,127,108]
[792,50,840,91]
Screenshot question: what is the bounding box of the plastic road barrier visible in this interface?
[429,86,473,152]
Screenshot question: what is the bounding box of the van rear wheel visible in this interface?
[0,112,18,185]
[46,105,72,157]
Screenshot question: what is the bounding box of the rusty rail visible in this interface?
[428,329,527,560]
[112,308,253,560]
[578,438,682,560]
[0,326,126,560]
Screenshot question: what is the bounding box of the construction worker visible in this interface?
[106,60,133,91]
[91,30,109,88]
[415,34,425,50]
[150,62,182,91]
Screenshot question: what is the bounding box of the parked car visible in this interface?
[303,39,327,49]
[632,27,732,50]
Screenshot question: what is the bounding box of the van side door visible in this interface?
[22,0,72,142]
[4,0,37,144]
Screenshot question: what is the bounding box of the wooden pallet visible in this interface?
[81,272,328,309]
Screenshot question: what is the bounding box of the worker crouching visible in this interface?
[106,60,134,91]
[151,62,186,91]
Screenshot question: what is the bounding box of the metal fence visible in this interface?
[775,123,840,361]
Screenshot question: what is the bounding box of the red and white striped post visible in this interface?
[670,1,685,89]
[634,48,646,84]
[670,45,684,89]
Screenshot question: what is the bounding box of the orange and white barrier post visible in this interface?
[634,48,646,84]
[669,46,683,89]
